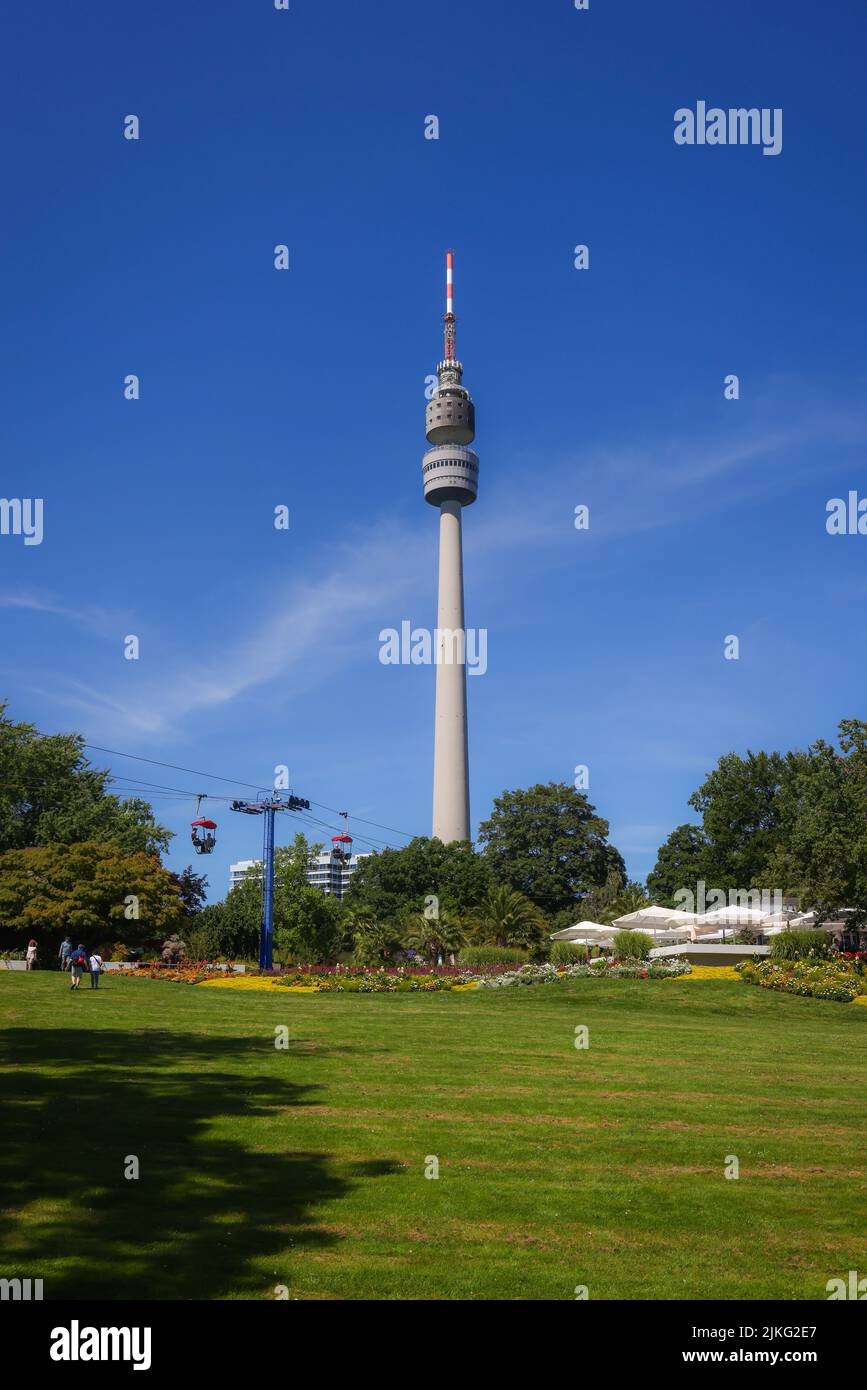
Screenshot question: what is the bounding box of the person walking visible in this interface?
[89,950,103,989]
[59,936,72,971]
[26,940,38,971]
[69,944,89,991]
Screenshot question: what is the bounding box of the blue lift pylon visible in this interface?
[230,794,310,970]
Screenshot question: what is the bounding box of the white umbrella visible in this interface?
[789,910,816,927]
[610,905,698,941]
[550,920,615,942]
[612,905,678,928]
[690,904,767,942]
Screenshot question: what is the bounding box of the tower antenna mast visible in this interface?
[444,249,456,362]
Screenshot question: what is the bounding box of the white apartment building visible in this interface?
[229,849,370,901]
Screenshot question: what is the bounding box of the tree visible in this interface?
[350,917,405,966]
[345,836,491,921]
[215,836,344,963]
[218,873,262,955]
[477,783,624,916]
[405,910,465,964]
[467,884,545,948]
[767,720,867,927]
[646,824,710,904]
[0,704,171,857]
[0,841,184,943]
[688,750,786,891]
[580,865,633,923]
[187,900,258,961]
[271,835,343,963]
[595,880,651,925]
[171,865,209,915]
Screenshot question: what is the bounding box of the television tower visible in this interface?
[422,251,479,843]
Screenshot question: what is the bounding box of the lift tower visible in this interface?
[230,793,310,969]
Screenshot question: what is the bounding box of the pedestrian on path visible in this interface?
[69,944,89,991]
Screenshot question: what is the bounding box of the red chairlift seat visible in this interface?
[191,818,218,854]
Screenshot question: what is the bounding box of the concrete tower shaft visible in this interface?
[431,500,470,842]
[423,250,477,845]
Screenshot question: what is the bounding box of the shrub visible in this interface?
[549,941,589,965]
[612,930,653,960]
[769,929,833,961]
[459,945,528,966]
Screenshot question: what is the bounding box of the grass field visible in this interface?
[2,971,865,1300]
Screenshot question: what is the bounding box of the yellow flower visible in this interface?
[663,965,741,982]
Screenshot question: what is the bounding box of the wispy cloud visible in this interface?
[0,591,121,633]
[17,394,866,743]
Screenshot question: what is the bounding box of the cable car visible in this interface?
[191,795,217,854]
[191,818,217,854]
[331,833,353,864]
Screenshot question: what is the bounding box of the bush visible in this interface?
[612,930,653,960]
[769,929,833,961]
[549,941,589,965]
[459,945,528,966]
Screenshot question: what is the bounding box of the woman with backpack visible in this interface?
[69,944,89,991]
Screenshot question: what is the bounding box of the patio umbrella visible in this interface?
[691,904,768,942]
[610,905,698,941]
[550,920,615,943]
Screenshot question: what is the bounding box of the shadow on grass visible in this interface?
[0,1027,394,1300]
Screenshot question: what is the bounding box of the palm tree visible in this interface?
[406,910,465,965]
[350,918,403,966]
[468,884,545,949]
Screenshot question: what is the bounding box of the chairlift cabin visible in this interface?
[331,833,353,864]
[191,818,217,854]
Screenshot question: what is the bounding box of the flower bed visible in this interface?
[735,957,863,1003]
[274,966,479,993]
[662,964,741,982]
[477,957,692,989]
[118,960,233,985]
[118,957,694,993]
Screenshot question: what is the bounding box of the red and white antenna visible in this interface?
[443,248,456,361]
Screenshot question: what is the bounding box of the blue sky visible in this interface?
[2,0,866,899]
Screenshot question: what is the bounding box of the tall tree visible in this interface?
[477,782,624,916]
[0,841,184,943]
[0,704,171,857]
[767,720,867,926]
[345,836,491,922]
[688,750,786,891]
[646,824,710,904]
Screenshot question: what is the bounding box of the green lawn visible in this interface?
[1,971,865,1300]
